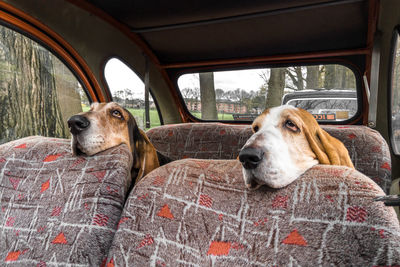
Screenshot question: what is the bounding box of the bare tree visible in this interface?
[215,88,225,100]
[286,67,304,90]
[181,88,192,99]
[323,65,354,89]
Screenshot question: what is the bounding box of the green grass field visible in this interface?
[82,105,161,128]
[127,108,161,128]
[190,111,233,120]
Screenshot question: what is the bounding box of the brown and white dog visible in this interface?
[239,105,354,190]
[67,102,171,184]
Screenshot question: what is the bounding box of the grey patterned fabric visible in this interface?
[0,136,132,266]
[0,127,397,266]
[147,123,392,193]
[107,159,400,266]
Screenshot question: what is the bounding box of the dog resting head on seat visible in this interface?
[67,102,170,184]
[239,105,354,190]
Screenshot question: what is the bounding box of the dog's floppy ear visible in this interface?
[135,128,160,183]
[127,112,160,184]
[300,110,354,168]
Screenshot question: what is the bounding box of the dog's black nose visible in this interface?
[68,115,90,134]
[239,147,264,169]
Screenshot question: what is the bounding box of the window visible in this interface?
[0,25,88,145]
[178,64,358,122]
[390,27,400,155]
[104,58,161,129]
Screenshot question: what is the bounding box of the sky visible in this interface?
[178,69,268,93]
[104,58,145,99]
[104,58,268,100]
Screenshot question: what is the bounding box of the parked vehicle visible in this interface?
[0,0,399,266]
[282,89,358,121]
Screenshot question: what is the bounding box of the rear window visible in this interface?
[178,64,358,122]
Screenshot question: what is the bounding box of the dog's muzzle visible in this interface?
[68,115,90,135]
[239,147,264,169]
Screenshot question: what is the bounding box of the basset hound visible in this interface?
[67,102,171,185]
[239,105,354,190]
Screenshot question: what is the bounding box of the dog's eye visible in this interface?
[111,109,123,119]
[253,125,259,133]
[285,120,299,132]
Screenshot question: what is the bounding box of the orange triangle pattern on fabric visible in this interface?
[52,232,67,244]
[9,177,20,190]
[92,170,106,182]
[195,161,210,169]
[41,180,50,193]
[14,143,26,149]
[43,154,63,162]
[5,251,21,262]
[348,133,357,139]
[107,258,115,267]
[380,162,391,171]
[282,229,307,246]
[157,204,174,219]
[207,241,231,256]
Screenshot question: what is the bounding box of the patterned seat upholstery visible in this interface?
[107,159,400,266]
[0,136,132,266]
[0,130,396,266]
[147,123,392,193]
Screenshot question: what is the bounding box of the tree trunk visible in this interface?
[53,59,83,137]
[306,66,319,89]
[343,68,356,89]
[266,68,286,108]
[294,67,304,90]
[0,26,66,144]
[324,65,336,89]
[199,72,217,120]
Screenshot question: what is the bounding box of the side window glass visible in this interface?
[0,25,88,144]
[391,28,400,155]
[178,64,357,122]
[104,58,161,129]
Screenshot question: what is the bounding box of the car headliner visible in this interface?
[85,0,370,65]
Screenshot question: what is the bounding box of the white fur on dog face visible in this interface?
[242,105,318,189]
[70,102,132,156]
[74,121,105,156]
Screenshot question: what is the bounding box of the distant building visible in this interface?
[185,99,247,114]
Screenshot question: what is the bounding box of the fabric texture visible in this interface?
[0,136,133,266]
[147,123,392,193]
[107,159,400,266]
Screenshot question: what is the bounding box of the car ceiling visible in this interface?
[85,0,369,66]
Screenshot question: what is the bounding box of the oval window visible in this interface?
[104,58,161,129]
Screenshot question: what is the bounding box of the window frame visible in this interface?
[102,56,164,127]
[388,25,400,156]
[175,61,363,125]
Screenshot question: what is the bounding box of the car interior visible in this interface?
[0,0,400,265]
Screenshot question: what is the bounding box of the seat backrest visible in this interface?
[147,123,250,160]
[107,159,400,266]
[0,136,132,266]
[147,123,392,192]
